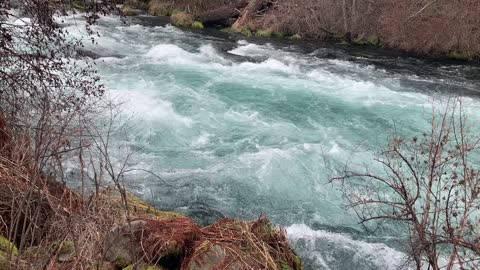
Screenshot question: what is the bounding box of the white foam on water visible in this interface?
[287,224,411,270]
[228,42,276,57]
[146,44,194,60]
[113,90,193,127]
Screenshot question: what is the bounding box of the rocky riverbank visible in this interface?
[0,179,302,270]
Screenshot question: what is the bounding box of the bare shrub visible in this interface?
[333,98,480,270]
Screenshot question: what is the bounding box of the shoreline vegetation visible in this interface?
[114,0,480,62]
[0,169,302,269]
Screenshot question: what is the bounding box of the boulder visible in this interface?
[104,220,147,267]
[104,218,201,268]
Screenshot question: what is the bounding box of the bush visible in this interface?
[124,0,148,10]
[171,12,194,27]
[148,0,171,16]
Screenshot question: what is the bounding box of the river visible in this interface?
[64,15,480,270]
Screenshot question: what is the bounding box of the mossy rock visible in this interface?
[126,195,183,219]
[448,51,471,61]
[171,12,194,28]
[289,34,302,40]
[121,6,139,16]
[233,28,252,37]
[100,191,183,220]
[255,29,273,37]
[191,21,204,29]
[0,236,18,256]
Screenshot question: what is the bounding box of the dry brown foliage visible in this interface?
[248,0,480,57]
[182,217,302,270]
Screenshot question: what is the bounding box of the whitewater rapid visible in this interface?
[61,15,480,270]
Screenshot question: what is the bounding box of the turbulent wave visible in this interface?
[61,14,480,270]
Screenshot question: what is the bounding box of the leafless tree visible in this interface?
[0,0,121,266]
[332,98,480,270]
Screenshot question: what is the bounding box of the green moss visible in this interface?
[123,264,165,270]
[448,51,471,61]
[337,41,350,46]
[171,9,182,16]
[0,236,18,256]
[192,21,205,29]
[351,39,367,46]
[71,0,87,11]
[280,262,292,270]
[289,34,301,40]
[126,195,183,219]
[272,32,285,38]
[293,255,303,269]
[255,29,273,37]
[171,12,194,27]
[366,35,380,46]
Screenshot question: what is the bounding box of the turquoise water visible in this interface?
[64,15,480,270]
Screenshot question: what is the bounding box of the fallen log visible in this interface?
[196,0,250,26]
[196,5,241,25]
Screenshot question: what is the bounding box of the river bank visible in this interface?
[116,0,480,62]
[0,175,302,270]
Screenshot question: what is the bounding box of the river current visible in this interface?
[63,15,480,270]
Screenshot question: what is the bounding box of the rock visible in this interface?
[104,218,201,268]
[105,220,147,267]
